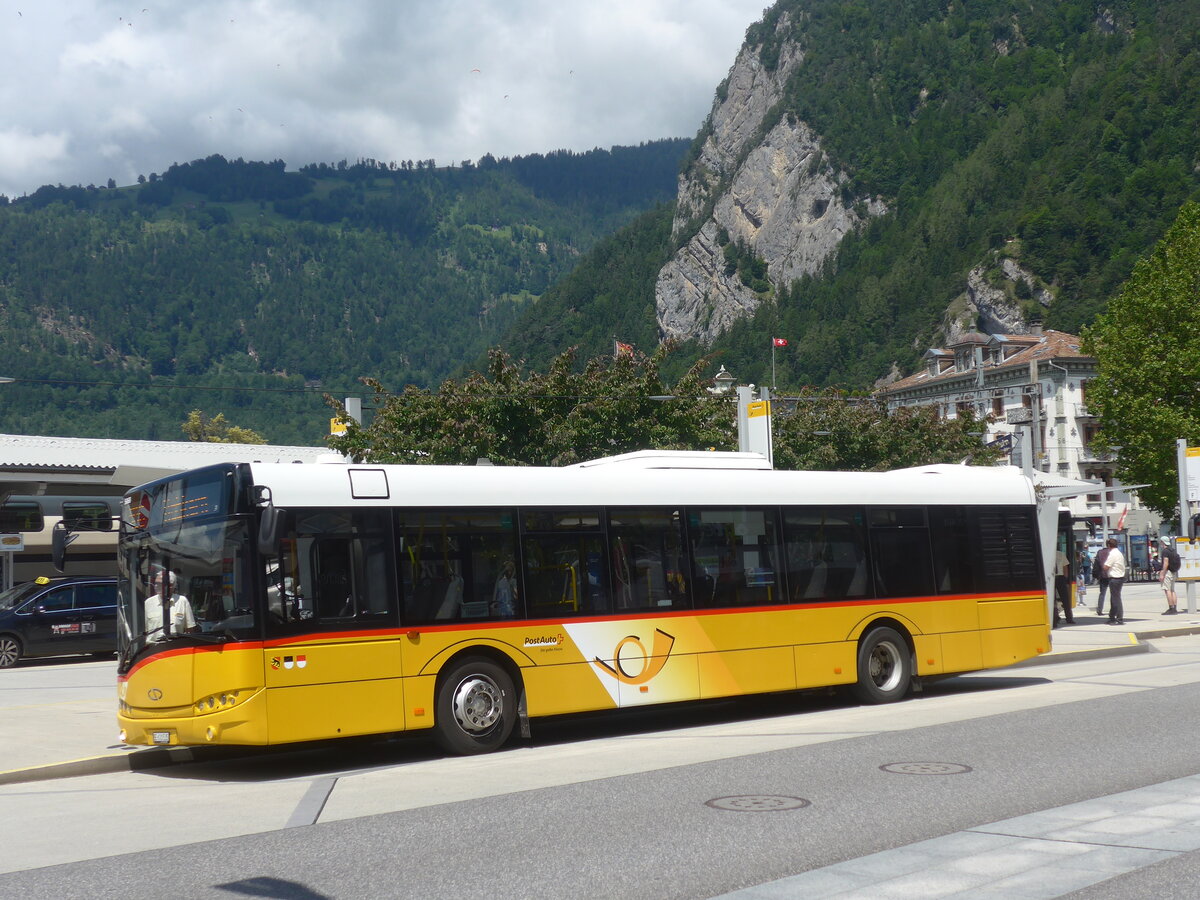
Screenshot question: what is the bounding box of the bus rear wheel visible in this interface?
[852,626,911,704]
[434,657,517,755]
[0,635,21,668]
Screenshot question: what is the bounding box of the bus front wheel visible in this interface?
[434,657,517,755]
[852,627,911,704]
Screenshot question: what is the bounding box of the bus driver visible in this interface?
[144,568,196,641]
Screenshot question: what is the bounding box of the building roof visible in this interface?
[0,434,338,492]
[879,329,1090,397]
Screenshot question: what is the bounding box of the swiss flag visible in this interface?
[772,337,788,347]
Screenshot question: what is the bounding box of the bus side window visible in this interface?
[929,506,974,594]
[521,509,607,617]
[397,509,518,625]
[687,507,781,608]
[609,509,689,611]
[782,507,869,602]
[266,508,396,635]
[868,507,934,599]
[975,507,1040,591]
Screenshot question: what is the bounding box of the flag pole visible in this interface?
[771,340,776,390]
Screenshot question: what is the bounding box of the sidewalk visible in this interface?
[1035,577,1200,662]
[1,579,1196,787]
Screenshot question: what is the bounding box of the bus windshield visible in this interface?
[118,466,259,668]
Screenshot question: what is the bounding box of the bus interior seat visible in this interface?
[802,563,828,599]
[846,560,867,596]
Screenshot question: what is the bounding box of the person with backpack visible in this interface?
[1160,537,1182,614]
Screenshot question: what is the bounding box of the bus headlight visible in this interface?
[195,690,243,715]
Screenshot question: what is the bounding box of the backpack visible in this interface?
[1164,546,1181,573]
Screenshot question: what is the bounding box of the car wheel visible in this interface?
[0,635,21,669]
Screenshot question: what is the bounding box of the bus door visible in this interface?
[261,508,403,743]
[1057,511,1075,611]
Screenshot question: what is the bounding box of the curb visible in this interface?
[1013,640,1153,668]
[0,745,247,787]
[1133,624,1200,641]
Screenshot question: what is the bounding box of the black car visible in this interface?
[0,575,118,668]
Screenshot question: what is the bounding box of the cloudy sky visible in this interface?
[0,0,767,198]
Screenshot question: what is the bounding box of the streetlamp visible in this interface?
[710,366,735,395]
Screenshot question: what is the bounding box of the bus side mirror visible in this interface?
[258,505,281,559]
[1191,514,1200,542]
[51,522,76,573]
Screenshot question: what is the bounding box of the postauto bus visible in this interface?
[116,453,1056,755]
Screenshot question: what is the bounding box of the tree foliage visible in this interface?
[181,410,266,444]
[774,394,1002,471]
[327,345,737,466]
[1081,201,1200,516]
[329,348,1004,472]
[0,141,687,444]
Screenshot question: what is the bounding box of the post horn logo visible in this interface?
[592,628,676,685]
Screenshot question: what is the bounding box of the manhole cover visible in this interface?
[880,762,972,775]
[705,795,810,812]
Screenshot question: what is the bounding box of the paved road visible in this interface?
[4,634,1200,898]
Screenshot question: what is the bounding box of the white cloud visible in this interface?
[0,129,71,182]
[0,0,764,198]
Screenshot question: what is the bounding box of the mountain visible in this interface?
[7,0,1200,445]
[503,0,1200,389]
[0,142,688,443]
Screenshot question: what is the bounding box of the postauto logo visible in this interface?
[592,628,676,685]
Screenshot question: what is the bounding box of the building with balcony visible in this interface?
[877,326,1156,539]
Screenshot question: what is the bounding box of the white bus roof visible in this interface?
[246,460,1038,509]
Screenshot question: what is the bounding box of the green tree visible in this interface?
[773,393,1000,471]
[181,410,267,444]
[1081,201,1200,517]
[330,346,1001,471]
[327,344,737,465]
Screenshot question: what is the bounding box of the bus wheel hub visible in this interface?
[452,675,502,733]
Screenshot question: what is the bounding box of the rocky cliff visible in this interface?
[940,256,1053,346]
[656,13,884,343]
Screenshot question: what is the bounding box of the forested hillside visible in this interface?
[501,0,1200,388]
[0,141,687,443]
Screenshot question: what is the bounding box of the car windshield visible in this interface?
[0,581,45,611]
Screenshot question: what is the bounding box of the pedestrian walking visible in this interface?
[1103,538,1127,625]
[1053,549,1074,627]
[1160,538,1181,614]
[1094,544,1111,616]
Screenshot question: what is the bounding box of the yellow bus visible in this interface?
[116,452,1055,755]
